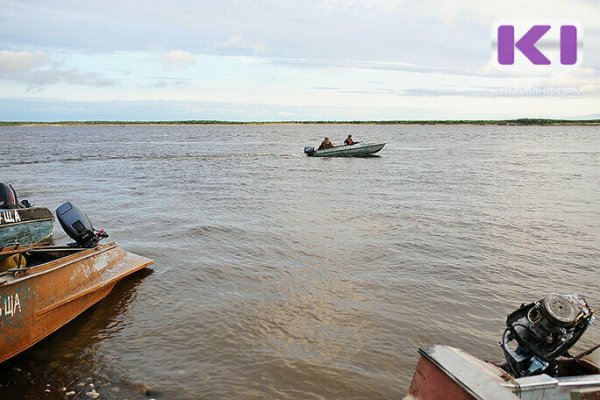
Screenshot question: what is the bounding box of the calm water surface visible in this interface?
[0,124,599,399]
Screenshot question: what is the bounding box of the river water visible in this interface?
[0,124,599,399]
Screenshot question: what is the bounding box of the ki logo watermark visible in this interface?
[492,20,582,77]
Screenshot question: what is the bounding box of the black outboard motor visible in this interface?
[0,183,31,208]
[56,202,108,248]
[0,183,18,209]
[501,293,594,377]
[304,146,316,156]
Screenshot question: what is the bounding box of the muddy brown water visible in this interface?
[1,124,599,399]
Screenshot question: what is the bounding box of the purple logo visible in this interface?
[493,20,582,72]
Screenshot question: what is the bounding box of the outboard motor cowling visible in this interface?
[501,293,594,378]
[0,183,33,209]
[0,183,19,209]
[304,146,315,156]
[56,202,107,247]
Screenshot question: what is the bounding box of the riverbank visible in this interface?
[2,119,600,126]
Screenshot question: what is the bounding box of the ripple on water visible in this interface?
[0,124,599,399]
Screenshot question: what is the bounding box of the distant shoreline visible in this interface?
[1,119,600,127]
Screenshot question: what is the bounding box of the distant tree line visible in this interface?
[1,119,600,126]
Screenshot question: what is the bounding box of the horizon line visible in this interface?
[2,118,600,126]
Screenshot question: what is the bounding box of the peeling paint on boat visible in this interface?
[0,242,153,363]
[0,207,54,246]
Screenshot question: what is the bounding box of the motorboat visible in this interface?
[0,183,53,246]
[304,142,386,157]
[0,201,153,363]
[404,293,600,399]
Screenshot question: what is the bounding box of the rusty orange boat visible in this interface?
[0,202,153,363]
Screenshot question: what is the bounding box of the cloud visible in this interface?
[0,50,49,73]
[25,68,116,87]
[315,0,600,28]
[270,56,467,75]
[400,86,590,98]
[0,49,116,87]
[216,34,271,55]
[151,76,192,87]
[161,50,196,69]
[1,1,598,120]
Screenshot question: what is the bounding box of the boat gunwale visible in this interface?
[0,207,54,227]
[34,252,153,316]
[414,345,521,400]
[0,216,54,228]
[1,242,120,285]
[317,142,386,153]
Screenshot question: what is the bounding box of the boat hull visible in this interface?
[404,345,600,400]
[306,142,386,157]
[0,207,54,246]
[0,242,153,363]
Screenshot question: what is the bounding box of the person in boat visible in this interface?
[344,134,355,145]
[318,137,334,150]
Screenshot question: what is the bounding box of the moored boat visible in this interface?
[0,183,54,247]
[0,202,153,363]
[404,293,600,400]
[304,142,386,157]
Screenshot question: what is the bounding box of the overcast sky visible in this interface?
[1,0,599,121]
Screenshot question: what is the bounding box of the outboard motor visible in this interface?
[304,146,316,156]
[0,183,18,209]
[0,183,33,209]
[56,202,108,248]
[501,293,594,377]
